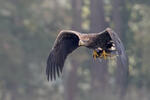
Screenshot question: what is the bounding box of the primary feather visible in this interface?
[46,30,80,80]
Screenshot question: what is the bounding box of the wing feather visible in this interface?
[106,28,129,92]
[106,28,128,62]
[106,28,129,76]
[46,30,80,81]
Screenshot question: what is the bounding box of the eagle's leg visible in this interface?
[93,50,99,60]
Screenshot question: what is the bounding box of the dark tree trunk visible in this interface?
[112,0,129,98]
[71,0,82,31]
[90,0,109,99]
[90,0,108,31]
[112,0,126,38]
[64,0,82,100]
[64,60,78,100]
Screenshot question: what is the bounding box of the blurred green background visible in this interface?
[0,0,150,100]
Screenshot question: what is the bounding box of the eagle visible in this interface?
[46,28,127,81]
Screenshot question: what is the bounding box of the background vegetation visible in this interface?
[0,0,150,100]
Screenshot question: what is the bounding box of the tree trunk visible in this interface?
[64,0,82,100]
[90,0,109,99]
[90,0,108,31]
[112,0,129,98]
[112,0,126,38]
[71,0,82,31]
[64,60,79,100]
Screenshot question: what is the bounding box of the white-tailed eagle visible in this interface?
[46,28,127,81]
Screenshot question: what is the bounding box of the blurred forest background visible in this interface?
[0,0,150,100]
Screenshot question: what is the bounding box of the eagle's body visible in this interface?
[46,28,127,81]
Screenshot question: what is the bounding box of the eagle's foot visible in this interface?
[93,50,99,60]
[99,50,111,59]
[93,49,115,60]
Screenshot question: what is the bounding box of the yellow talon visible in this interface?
[93,49,116,60]
[99,50,111,59]
[93,50,99,60]
[103,50,107,59]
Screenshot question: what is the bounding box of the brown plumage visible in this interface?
[46,28,127,81]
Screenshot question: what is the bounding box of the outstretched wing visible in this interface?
[46,30,80,81]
